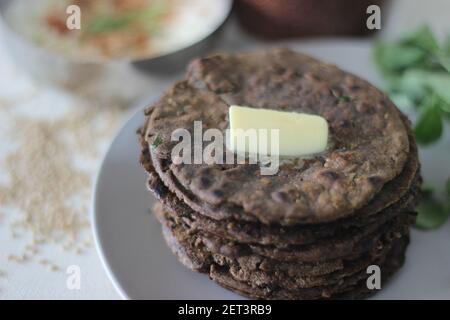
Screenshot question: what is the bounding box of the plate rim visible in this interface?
[91,107,147,300]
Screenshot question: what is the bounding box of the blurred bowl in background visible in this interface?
[0,0,232,103]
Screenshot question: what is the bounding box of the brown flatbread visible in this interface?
[144,49,411,225]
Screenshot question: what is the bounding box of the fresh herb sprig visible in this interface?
[416,178,450,230]
[374,26,450,229]
[374,26,450,144]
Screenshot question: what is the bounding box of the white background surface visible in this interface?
[1,0,450,299]
[0,32,122,300]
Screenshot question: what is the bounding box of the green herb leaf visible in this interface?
[437,100,450,114]
[416,197,450,230]
[421,184,435,199]
[374,43,425,74]
[437,53,450,73]
[392,69,428,103]
[401,25,439,53]
[446,178,450,198]
[425,73,450,108]
[414,98,443,145]
[443,35,450,53]
[331,90,351,103]
[389,93,415,110]
[151,134,163,149]
[388,70,450,113]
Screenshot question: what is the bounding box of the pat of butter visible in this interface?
[228,105,328,157]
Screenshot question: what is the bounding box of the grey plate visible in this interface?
[92,40,450,300]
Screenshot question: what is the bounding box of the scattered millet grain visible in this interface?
[38,259,49,266]
[7,253,27,263]
[50,265,60,272]
[0,100,126,269]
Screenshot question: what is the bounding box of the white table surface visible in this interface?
[0,29,124,299]
[0,52,117,300]
[1,0,449,299]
